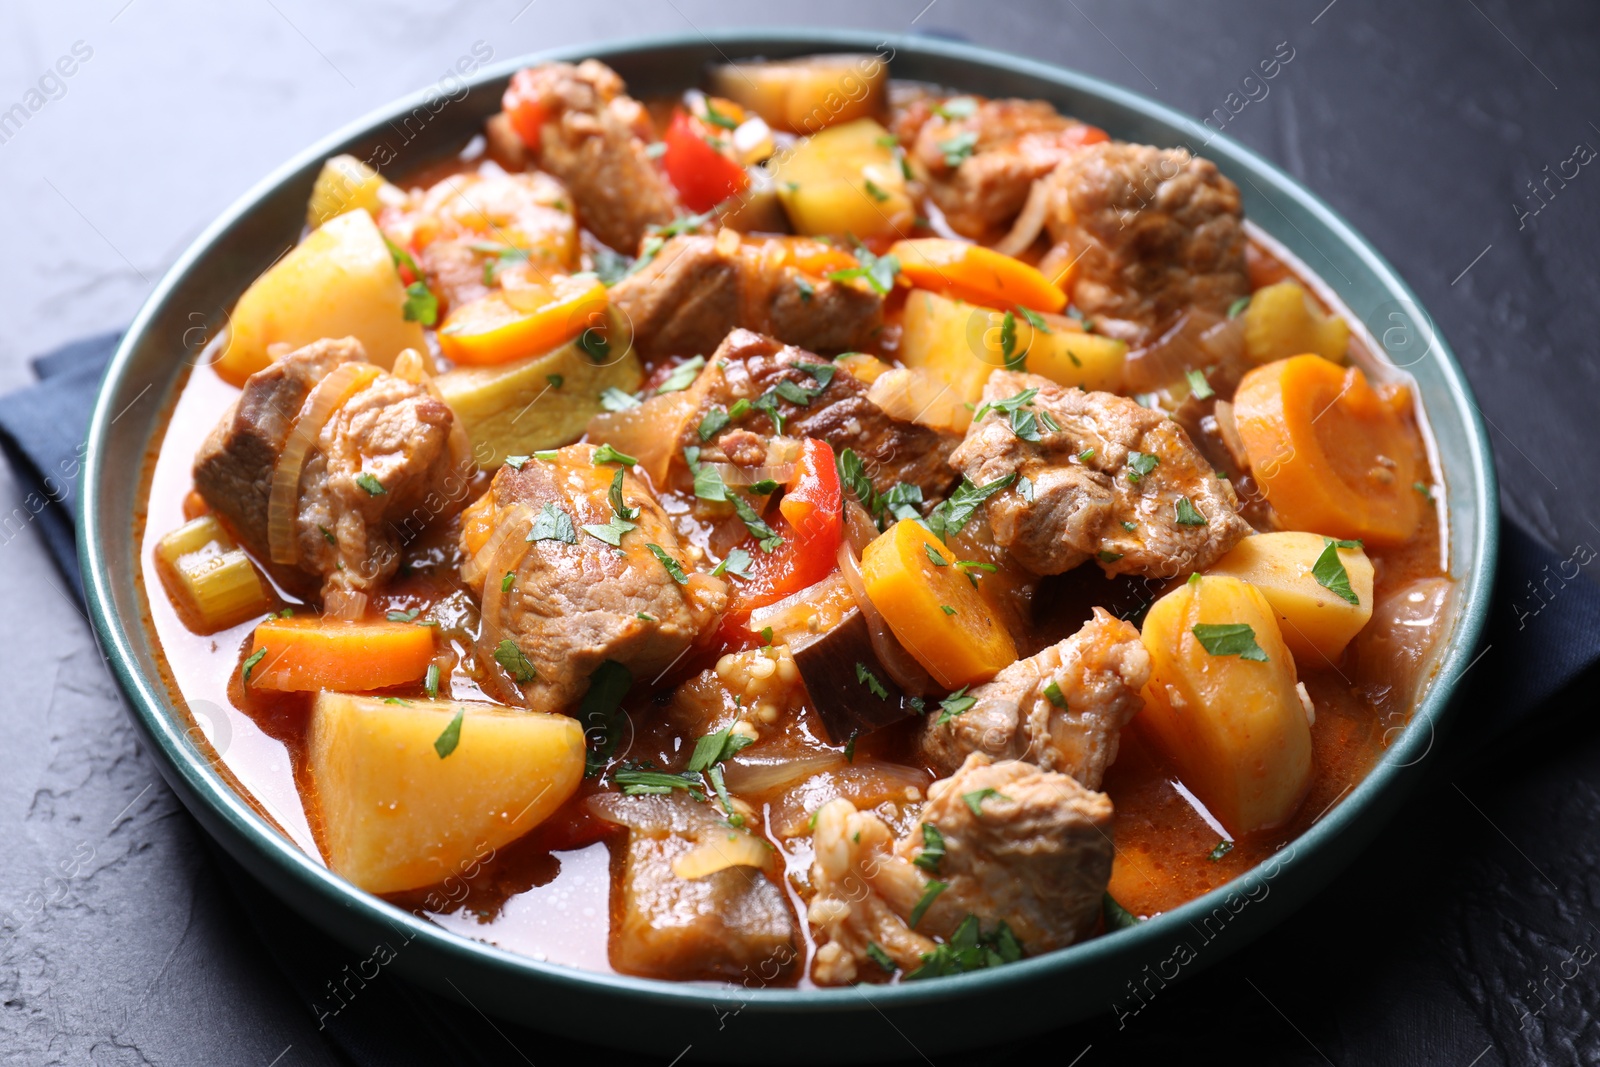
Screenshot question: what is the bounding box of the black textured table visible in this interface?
[3,2,1597,1064]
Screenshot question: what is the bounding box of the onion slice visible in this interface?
[672,832,770,880]
[473,506,534,701]
[266,363,381,565]
[709,462,794,488]
[322,587,368,621]
[993,176,1051,258]
[835,541,940,695]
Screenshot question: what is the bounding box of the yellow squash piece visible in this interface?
[308,693,584,894]
[860,519,1017,690]
[433,320,643,470]
[1207,532,1375,666]
[771,118,913,239]
[1135,574,1313,835]
[215,210,426,385]
[898,288,1126,404]
[1242,281,1350,364]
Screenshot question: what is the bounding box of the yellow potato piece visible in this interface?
[306,154,391,228]
[433,322,642,470]
[771,118,913,239]
[1135,575,1313,835]
[1242,280,1350,364]
[1207,532,1374,666]
[216,210,426,385]
[308,693,584,894]
[898,290,1126,405]
[708,54,888,134]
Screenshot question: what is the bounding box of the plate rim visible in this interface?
[79,26,1499,1013]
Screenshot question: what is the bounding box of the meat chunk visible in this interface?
[592,794,796,982]
[193,338,467,602]
[906,97,1105,240]
[511,60,679,252]
[1040,142,1250,339]
[893,754,1112,954]
[610,234,882,359]
[378,166,578,315]
[949,370,1252,578]
[807,753,1113,983]
[462,443,726,711]
[918,609,1150,787]
[683,329,957,500]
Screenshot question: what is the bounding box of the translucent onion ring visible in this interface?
[266,363,381,565]
[834,541,939,696]
[473,506,534,701]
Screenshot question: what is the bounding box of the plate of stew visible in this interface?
[82,30,1496,1061]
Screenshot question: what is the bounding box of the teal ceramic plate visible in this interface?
[80,29,1497,1063]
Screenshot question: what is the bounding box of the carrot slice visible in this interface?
[246,615,436,692]
[888,238,1067,314]
[437,274,607,367]
[1232,354,1424,547]
[860,519,1017,690]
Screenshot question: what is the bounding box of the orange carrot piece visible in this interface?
[246,615,436,692]
[1232,354,1424,547]
[437,275,607,367]
[888,238,1067,314]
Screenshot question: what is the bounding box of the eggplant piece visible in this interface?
[791,608,925,744]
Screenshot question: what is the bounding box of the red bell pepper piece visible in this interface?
[661,108,749,213]
[502,69,550,152]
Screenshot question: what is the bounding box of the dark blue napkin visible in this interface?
[5,333,1600,1065]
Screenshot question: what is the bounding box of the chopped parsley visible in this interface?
[795,277,815,302]
[936,686,975,725]
[796,361,836,388]
[1185,368,1215,400]
[592,246,633,286]
[962,788,1008,816]
[1043,680,1067,708]
[711,546,754,580]
[578,324,611,362]
[774,378,818,406]
[504,455,528,470]
[1078,448,1097,462]
[955,560,997,588]
[493,639,537,684]
[923,542,950,567]
[1098,550,1124,563]
[731,493,783,552]
[1208,840,1234,862]
[581,512,636,547]
[470,241,533,286]
[424,662,439,700]
[837,447,878,515]
[1226,295,1251,319]
[1104,893,1143,930]
[402,281,438,326]
[941,605,957,616]
[655,355,706,394]
[649,210,715,238]
[318,524,337,545]
[614,768,705,799]
[607,469,638,519]
[926,473,1016,542]
[433,706,464,758]
[1121,520,1138,531]
[546,373,564,389]
[581,660,633,776]
[528,502,577,544]
[698,405,731,441]
[862,177,890,202]
[1312,538,1362,605]
[747,478,780,495]
[909,879,947,929]
[692,460,727,502]
[906,915,1022,979]
[913,823,946,872]
[241,647,267,687]
[599,387,641,412]
[1174,496,1207,526]
[355,473,386,496]
[939,129,979,167]
[932,96,977,120]
[1000,310,1024,371]
[702,99,739,129]
[865,942,897,972]
[856,661,889,700]
[973,387,1039,423]
[1191,622,1269,662]
[844,730,859,763]
[1017,475,1034,503]
[686,725,755,773]
[1125,452,1159,483]
[387,608,420,623]
[591,443,638,466]
[1020,307,1052,334]
[1414,481,1433,499]
[646,543,688,585]
[826,246,900,295]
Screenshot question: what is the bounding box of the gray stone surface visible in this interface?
[2,1,1598,1064]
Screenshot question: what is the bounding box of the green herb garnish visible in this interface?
[856,662,889,700]
[1312,538,1361,605]
[731,493,783,552]
[241,647,266,687]
[1125,452,1159,483]
[910,879,947,929]
[433,706,464,758]
[1191,623,1269,662]
[493,639,537,684]
[355,473,386,496]
[528,502,577,544]
[1174,497,1207,526]
[591,443,638,466]
[655,355,706,394]
[936,686,975,725]
[913,823,946,872]
[646,543,688,585]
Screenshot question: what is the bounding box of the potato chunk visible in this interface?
[307,694,583,894]
[306,154,392,228]
[708,54,888,134]
[1242,281,1350,364]
[1134,575,1312,835]
[772,118,913,238]
[1207,532,1374,666]
[217,210,426,385]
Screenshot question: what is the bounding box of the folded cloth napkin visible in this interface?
[5,333,1600,1065]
